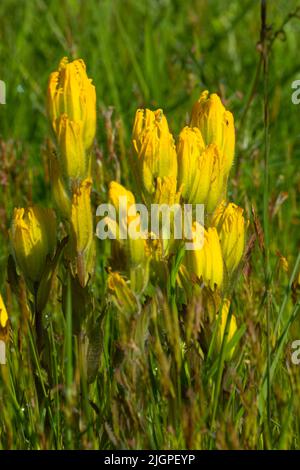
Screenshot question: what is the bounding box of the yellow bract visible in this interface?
[212,201,245,273]
[108,181,146,270]
[190,90,235,176]
[216,299,237,360]
[69,178,94,287]
[177,126,205,199]
[153,176,181,205]
[0,294,8,330]
[48,152,71,219]
[177,128,224,213]
[0,294,8,363]
[132,108,177,196]
[10,206,56,283]
[108,181,136,220]
[55,114,86,179]
[184,224,223,289]
[48,57,96,151]
[70,178,93,255]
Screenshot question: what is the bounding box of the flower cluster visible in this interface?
[47,57,96,287]
[109,90,246,358]
[8,58,97,355]
[7,57,246,363]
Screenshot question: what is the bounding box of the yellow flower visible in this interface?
[0,294,8,333]
[190,91,235,175]
[48,152,71,219]
[10,207,57,283]
[70,178,93,254]
[108,181,136,220]
[132,108,177,196]
[216,299,237,360]
[108,181,137,239]
[177,129,224,213]
[48,57,96,150]
[55,114,86,179]
[69,178,94,286]
[0,294,8,364]
[153,176,181,205]
[108,181,146,270]
[184,224,223,289]
[177,126,205,199]
[212,201,245,273]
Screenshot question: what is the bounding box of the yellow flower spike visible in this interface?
[70,177,93,251]
[153,176,181,205]
[177,126,205,200]
[69,178,95,286]
[132,109,156,149]
[48,57,96,150]
[0,294,8,334]
[55,114,86,180]
[212,201,245,274]
[108,181,136,239]
[10,207,57,284]
[132,108,177,196]
[179,138,224,213]
[190,91,235,175]
[203,144,224,214]
[108,181,136,218]
[108,181,147,279]
[48,152,71,219]
[184,224,223,290]
[0,294,8,364]
[216,299,237,360]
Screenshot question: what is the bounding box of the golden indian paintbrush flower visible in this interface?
[48,151,71,219]
[0,294,8,339]
[183,224,223,289]
[108,181,147,271]
[0,294,8,364]
[177,126,205,199]
[108,181,137,240]
[47,57,96,151]
[215,299,237,360]
[69,178,95,287]
[55,114,87,179]
[107,182,149,293]
[109,182,136,219]
[190,90,235,176]
[132,108,177,197]
[212,201,245,274]
[153,176,181,206]
[177,127,224,213]
[10,207,57,284]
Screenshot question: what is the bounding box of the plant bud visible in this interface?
[190,91,235,176]
[10,206,56,284]
[212,201,245,273]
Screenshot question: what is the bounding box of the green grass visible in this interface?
[1,0,300,449]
